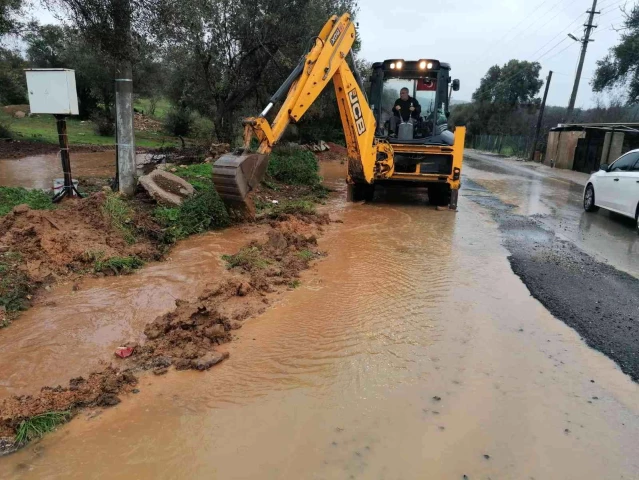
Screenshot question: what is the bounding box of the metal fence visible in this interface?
[469,135,533,159]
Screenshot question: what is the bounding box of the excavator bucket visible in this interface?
[212,152,269,215]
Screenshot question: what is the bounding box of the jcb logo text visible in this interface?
[348,89,366,135]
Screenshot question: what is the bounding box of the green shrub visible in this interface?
[267,148,321,186]
[91,112,116,137]
[154,171,230,243]
[0,120,13,139]
[0,187,53,216]
[164,107,194,137]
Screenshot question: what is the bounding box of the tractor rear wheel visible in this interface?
[428,185,451,207]
[347,184,375,202]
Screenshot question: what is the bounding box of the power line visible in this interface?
[527,12,588,59]
[472,0,569,67]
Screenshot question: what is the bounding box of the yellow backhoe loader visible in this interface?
[212,12,465,213]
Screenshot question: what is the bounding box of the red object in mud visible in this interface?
[115,346,134,358]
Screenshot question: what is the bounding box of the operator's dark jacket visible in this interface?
[393,96,422,121]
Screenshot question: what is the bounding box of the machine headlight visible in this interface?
[390,62,395,69]
[427,62,433,69]
[396,61,403,69]
[419,61,427,69]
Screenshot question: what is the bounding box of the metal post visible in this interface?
[52,114,83,202]
[530,71,553,162]
[566,0,599,122]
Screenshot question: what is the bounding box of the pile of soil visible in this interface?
[0,211,330,453]
[316,142,348,162]
[133,113,162,132]
[2,105,30,116]
[0,193,161,284]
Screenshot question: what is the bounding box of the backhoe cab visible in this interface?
[366,59,464,207]
[211,13,466,213]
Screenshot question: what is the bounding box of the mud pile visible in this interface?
[0,212,329,453]
[0,193,160,284]
[130,214,326,373]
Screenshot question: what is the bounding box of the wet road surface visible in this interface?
[464,151,639,382]
[1,158,639,479]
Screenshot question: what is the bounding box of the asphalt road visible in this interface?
[464,151,639,382]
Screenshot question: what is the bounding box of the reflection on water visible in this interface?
[0,152,117,190]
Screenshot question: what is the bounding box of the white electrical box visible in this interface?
[25,69,79,115]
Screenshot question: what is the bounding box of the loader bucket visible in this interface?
[212,152,269,215]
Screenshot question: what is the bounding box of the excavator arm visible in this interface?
[212,13,394,213]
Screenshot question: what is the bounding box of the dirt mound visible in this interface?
[0,213,329,452]
[2,105,30,116]
[0,367,138,438]
[133,112,162,132]
[129,214,324,372]
[316,142,348,162]
[0,193,160,283]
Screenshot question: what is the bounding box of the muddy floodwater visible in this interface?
[0,152,116,189]
[2,161,639,479]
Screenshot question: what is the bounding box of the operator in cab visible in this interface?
[390,87,421,137]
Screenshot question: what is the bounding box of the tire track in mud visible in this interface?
[462,178,639,382]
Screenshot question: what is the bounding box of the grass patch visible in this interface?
[0,110,178,148]
[15,411,71,445]
[101,194,137,244]
[93,255,144,275]
[267,148,321,186]
[154,163,230,243]
[222,246,270,270]
[0,252,32,321]
[288,279,301,289]
[297,249,314,261]
[268,200,316,218]
[0,187,53,216]
[134,97,172,120]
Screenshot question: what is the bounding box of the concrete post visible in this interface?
[115,61,136,196]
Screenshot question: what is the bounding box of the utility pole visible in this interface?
[565,0,599,122]
[530,70,553,162]
[113,0,136,196]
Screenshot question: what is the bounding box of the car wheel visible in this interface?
[584,184,599,212]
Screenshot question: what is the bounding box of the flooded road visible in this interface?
[464,150,639,278]
[0,152,116,190]
[1,159,639,479]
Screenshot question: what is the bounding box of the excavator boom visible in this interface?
[212,13,393,214]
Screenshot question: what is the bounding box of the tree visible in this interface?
[155,0,358,143]
[592,5,639,103]
[0,0,23,38]
[461,60,544,137]
[0,46,27,104]
[472,60,543,106]
[24,23,164,118]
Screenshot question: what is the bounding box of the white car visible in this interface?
[583,148,639,232]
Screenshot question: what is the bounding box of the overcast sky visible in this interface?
[357,0,631,107]
[32,0,630,108]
